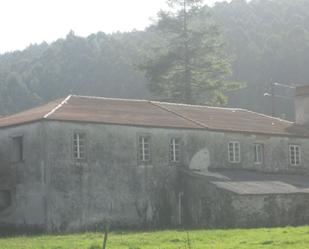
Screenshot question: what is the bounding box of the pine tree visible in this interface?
[141,0,237,105]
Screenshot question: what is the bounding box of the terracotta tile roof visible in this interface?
[47,96,201,129]
[0,95,308,137]
[0,98,64,128]
[154,102,309,136]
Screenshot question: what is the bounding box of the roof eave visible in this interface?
[0,117,307,138]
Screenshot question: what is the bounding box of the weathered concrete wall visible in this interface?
[43,121,182,231]
[1,119,309,232]
[183,173,309,228]
[231,194,309,227]
[42,121,309,231]
[0,122,47,232]
[185,131,309,174]
[181,173,235,228]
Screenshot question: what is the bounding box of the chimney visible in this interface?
[295,85,309,125]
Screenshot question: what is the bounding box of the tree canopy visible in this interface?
[140,0,235,105]
[0,0,309,120]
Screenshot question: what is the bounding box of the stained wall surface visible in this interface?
[0,122,47,231]
[183,172,309,228]
[1,120,309,231]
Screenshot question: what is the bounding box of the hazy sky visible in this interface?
[0,0,229,53]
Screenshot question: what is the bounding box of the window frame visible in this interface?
[11,134,24,163]
[170,137,182,164]
[254,143,264,165]
[228,141,241,163]
[289,144,301,166]
[72,132,87,162]
[137,134,151,164]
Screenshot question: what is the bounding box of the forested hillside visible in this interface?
[1,0,309,120]
[213,0,309,119]
[0,31,152,115]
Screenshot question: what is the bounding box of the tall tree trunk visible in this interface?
[183,0,192,104]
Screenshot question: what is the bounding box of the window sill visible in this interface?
[289,164,303,167]
[170,163,182,167]
[73,160,88,166]
[137,164,153,169]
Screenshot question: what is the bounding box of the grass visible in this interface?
[1,226,309,249]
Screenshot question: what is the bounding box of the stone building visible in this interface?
[1,86,309,232]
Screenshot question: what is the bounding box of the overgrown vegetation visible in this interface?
[1,0,309,119]
[1,226,309,249]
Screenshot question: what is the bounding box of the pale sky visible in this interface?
[0,0,229,54]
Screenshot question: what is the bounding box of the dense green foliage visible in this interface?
[0,31,151,115]
[1,227,309,248]
[1,0,309,119]
[212,0,309,119]
[141,0,234,105]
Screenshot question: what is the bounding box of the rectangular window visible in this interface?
[254,144,264,164]
[170,138,181,163]
[12,136,23,162]
[138,135,150,162]
[228,141,240,163]
[0,190,12,211]
[289,145,301,166]
[73,133,86,160]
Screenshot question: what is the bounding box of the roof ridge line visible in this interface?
[44,95,72,119]
[153,101,242,111]
[242,109,293,124]
[149,101,208,129]
[70,94,148,102]
[70,94,243,111]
